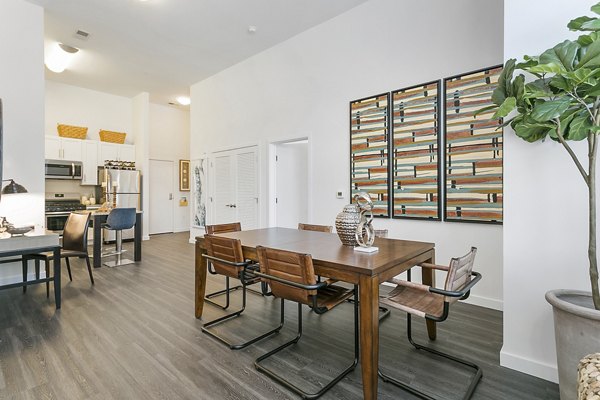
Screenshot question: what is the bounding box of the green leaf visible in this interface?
[569,16,596,31]
[512,117,552,142]
[550,75,573,91]
[563,68,597,85]
[578,39,600,67]
[530,97,572,122]
[578,32,600,46]
[516,59,538,69]
[582,19,600,31]
[493,97,516,119]
[593,2,600,15]
[473,104,496,118]
[528,62,565,74]
[492,59,516,106]
[539,40,580,71]
[565,114,593,140]
[583,81,600,96]
[513,74,525,104]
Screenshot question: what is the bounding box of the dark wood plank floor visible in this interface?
[0,232,559,399]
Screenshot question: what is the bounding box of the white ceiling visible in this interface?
[26,0,368,106]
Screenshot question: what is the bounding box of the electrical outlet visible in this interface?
[336,191,344,199]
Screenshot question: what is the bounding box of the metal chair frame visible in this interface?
[204,260,266,309]
[378,268,483,400]
[201,254,283,350]
[251,268,359,400]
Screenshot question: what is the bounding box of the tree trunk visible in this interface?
[588,136,600,310]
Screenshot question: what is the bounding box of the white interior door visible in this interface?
[213,154,236,224]
[149,159,174,235]
[236,150,258,230]
[210,147,259,229]
[275,141,308,228]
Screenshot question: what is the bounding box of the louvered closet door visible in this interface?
[214,154,236,224]
[235,150,258,230]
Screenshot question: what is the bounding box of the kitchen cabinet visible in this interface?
[98,142,135,165]
[45,136,83,161]
[81,141,99,185]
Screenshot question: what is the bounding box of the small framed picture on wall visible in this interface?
[179,159,190,191]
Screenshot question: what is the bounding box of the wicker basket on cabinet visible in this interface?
[99,130,126,144]
[57,124,87,139]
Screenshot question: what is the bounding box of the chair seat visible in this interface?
[26,249,88,260]
[313,284,355,314]
[380,285,455,319]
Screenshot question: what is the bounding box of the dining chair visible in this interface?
[204,222,264,309]
[24,212,93,297]
[201,235,283,349]
[297,223,333,233]
[102,207,136,267]
[252,245,359,400]
[378,247,483,400]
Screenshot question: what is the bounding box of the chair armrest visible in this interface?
[202,254,250,267]
[391,278,431,293]
[322,278,338,287]
[429,271,482,297]
[418,262,449,271]
[251,270,328,291]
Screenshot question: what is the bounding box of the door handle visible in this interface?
[231,204,237,208]
[72,162,75,179]
[169,193,173,200]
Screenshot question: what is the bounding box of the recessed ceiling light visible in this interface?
[248,26,257,34]
[45,43,79,73]
[176,96,191,106]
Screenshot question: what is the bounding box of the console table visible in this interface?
[0,232,61,308]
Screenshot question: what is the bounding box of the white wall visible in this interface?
[502,0,596,383]
[190,0,504,309]
[0,0,45,283]
[149,103,190,232]
[45,81,133,142]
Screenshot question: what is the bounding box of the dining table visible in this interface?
[194,227,436,400]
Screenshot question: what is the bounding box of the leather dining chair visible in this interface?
[201,235,283,349]
[252,246,359,399]
[297,223,333,233]
[204,222,263,309]
[24,212,94,297]
[378,247,483,400]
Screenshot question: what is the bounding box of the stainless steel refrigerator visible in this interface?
[99,168,141,242]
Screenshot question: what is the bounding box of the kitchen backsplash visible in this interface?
[45,179,99,202]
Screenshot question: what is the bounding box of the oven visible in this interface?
[45,192,87,234]
[45,212,71,233]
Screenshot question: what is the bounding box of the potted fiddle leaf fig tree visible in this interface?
[483,3,600,399]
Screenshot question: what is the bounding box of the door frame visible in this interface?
[267,136,313,228]
[149,158,175,235]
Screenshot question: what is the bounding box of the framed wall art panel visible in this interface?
[350,93,390,217]
[391,81,441,220]
[444,65,503,224]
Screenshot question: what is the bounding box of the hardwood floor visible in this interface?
[0,232,558,399]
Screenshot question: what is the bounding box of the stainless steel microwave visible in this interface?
[45,160,83,180]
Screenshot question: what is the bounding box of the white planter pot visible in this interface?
[545,289,600,400]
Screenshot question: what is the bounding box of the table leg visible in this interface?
[93,216,102,268]
[195,243,207,318]
[134,213,142,262]
[53,247,61,309]
[422,252,436,340]
[22,257,28,293]
[359,274,379,400]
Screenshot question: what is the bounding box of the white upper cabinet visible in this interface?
[119,144,136,162]
[98,142,136,165]
[44,136,83,162]
[81,141,99,185]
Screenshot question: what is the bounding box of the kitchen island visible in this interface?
[91,211,142,268]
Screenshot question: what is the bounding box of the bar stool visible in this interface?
[103,208,136,267]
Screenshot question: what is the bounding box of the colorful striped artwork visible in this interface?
[444,66,503,224]
[350,93,390,217]
[391,81,441,220]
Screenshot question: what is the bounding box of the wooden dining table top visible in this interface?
[196,227,435,276]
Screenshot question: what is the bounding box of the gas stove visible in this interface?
[45,193,86,214]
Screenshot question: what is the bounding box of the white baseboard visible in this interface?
[500,349,558,383]
[143,235,150,241]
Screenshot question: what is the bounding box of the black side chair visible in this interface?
[204,222,263,309]
[24,212,93,296]
[201,234,283,349]
[103,207,136,267]
[378,247,483,400]
[252,245,359,400]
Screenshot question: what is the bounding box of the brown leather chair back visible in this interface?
[62,212,91,253]
[444,247,477,301]
[205,222,242,235]
[205,234,245,278]
[256,246,317,305]
[297,223,333,233]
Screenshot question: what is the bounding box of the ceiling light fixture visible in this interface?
[45,43,79,73]
[176,96,191,106]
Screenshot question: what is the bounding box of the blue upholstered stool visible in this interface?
[102,208,136,267]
